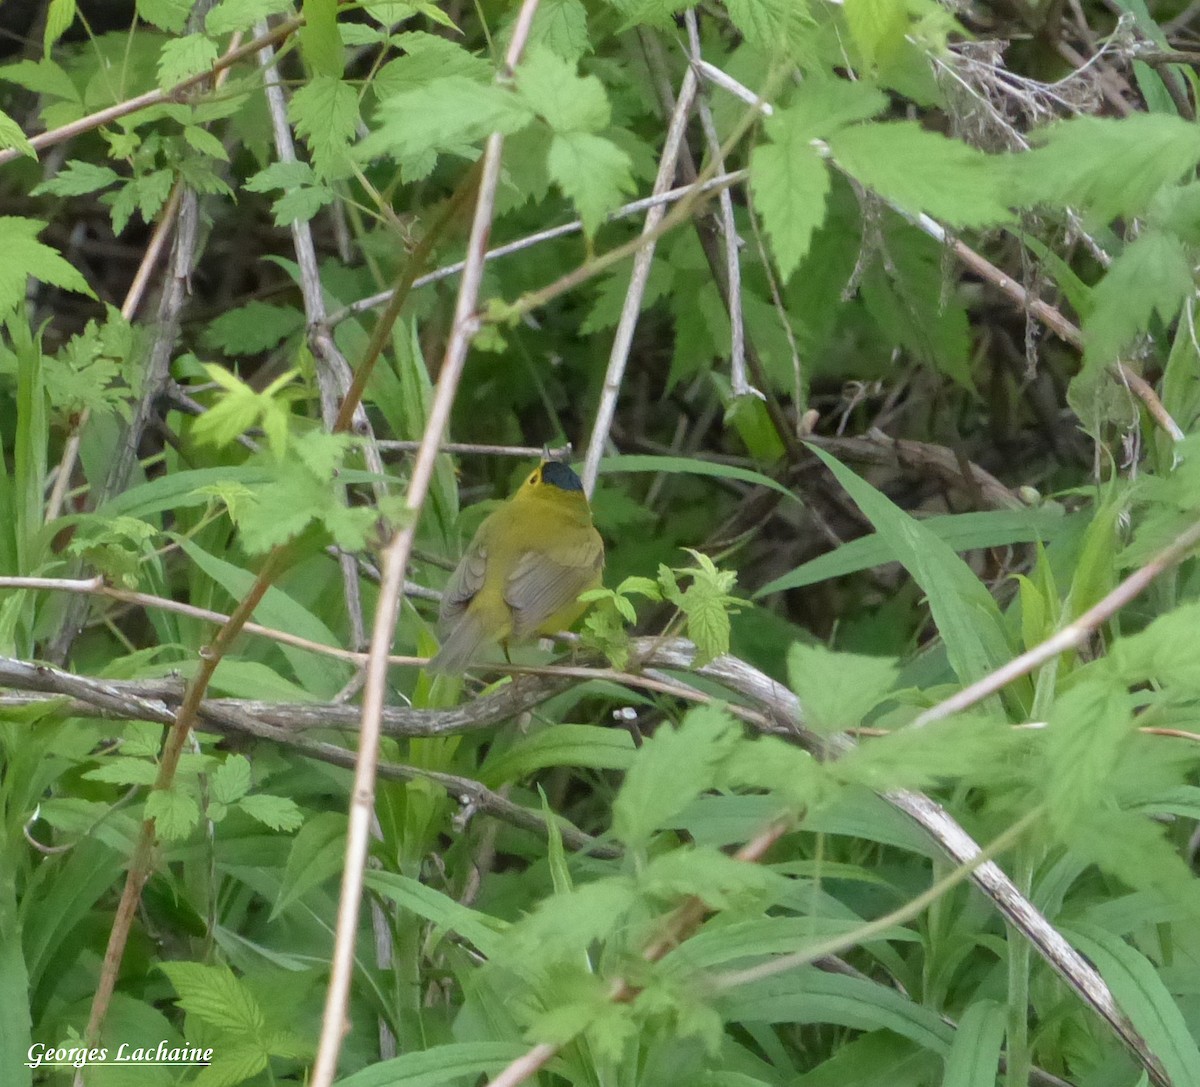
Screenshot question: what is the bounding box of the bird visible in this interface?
[427,460,605,673]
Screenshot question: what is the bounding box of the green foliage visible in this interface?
[10,2,1200,1086]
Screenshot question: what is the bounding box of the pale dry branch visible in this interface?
[580,66,699,496]
[310,4,545,1082]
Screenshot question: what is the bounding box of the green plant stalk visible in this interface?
[1005,845,1035,1087]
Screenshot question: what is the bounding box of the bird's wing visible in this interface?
[504,532,603,640]
[438,537,489,633]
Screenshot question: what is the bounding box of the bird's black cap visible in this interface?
[541,461,584,492]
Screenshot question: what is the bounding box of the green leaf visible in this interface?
[783,76,889,140]
[32,160,119,197]
[1061,922,1200,1086]
[205,300,304,355]
[83,758,159,786]
[844,0,907,69]
[0,108,34,161]
[358,77,532,176]
[43,0,76,56]
[809,445,1011,687]
[482,723,636,783]
[598,454,802,505]
[547,131,634,236]
[156,33,218,89]
[138,0,192,31]
[943,999,1005,1087]
[1042,674,1131,834]
[517,47,609,132]
[159,961,267,1035]
[364,871,507,958]
[330,1042,531,1087]
[750,113,830,283]
[829,122,1012,227]
[0,218,94,310]
[1113,601,1200,691]
[641,845,778,910]
[245,161,334,225]
[237,793,304,832]
[211,754,252,805]
[756,508,1067,596]
[1084,230,1193,367]
[787,643,898,735]
[206,0,295,35]
[273,812,346,919]
[720,968,954,1054]
[300,0,343,77]
[527,0,590,61]
[145,788,201,840]
[614,704,741,846]
[1013,114,1200,221]
[288,74,360,178]
[725,0,810,55]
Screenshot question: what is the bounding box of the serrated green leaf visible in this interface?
[237,793,303,831]
[547,130,634,236]
[205,300,304,355]
[517,47,609,132]
[844,0,907,69]
[0,108,34,160]
[788,643,898,735]
[145,788,200,840]
[156,33,217,89]
[725,0,810,55]
[288,74,360,177]
[830,122,1012,227]
[137,0,192,31]
[1013,114,1200,221]
[358,76,532,174]
[528,0,589,60]
[614,704,741,846]
[43,0,77,56]
[206,0,295,36]
[211,754,252,805]
[32,160,119,197]
[0,217,94,309]
[750,115,830,283]
[159,961,266,1035]
[1084,230,1193,367]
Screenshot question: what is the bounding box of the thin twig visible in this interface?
[684,11,758,401]
[310,4,544,1082]
[580,66,698,496]
[255,20,377,651]
[0,17,303,168]
[325,172,749,327]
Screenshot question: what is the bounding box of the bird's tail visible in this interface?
[427,610,492,674]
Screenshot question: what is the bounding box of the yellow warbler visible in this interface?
[428,460,604,673]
